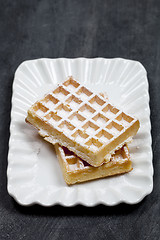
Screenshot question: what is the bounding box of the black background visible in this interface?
[0,0,160,239]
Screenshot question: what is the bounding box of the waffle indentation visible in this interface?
[92,113,109,126]
[66,95,82,109]
[44,111,62,125]
[69,112,86,125]
[66,156,84,171]
[102,104,119,118]
[72,130,89,143]
[96,130,113,143]
[63,78,80,91]
[79,104,95,117]
[58,121,75,134]
[53,86,69,100]
[85,138,103,152]
[106,121,124,135]
[42,94,59,109]
[76,87,92,100]
[66,156,77,165]
[89,95,105,109]
[82,121,99,135]
[116,113,134,127]
[55,104,72,117]
[33,103,49,117]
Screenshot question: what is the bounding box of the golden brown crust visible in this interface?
[55,144,132,185]
[26,77,139,167]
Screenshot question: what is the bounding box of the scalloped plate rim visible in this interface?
[7,57,153,207]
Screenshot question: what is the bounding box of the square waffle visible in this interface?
[26,77,140,167]
[55,144,132,185]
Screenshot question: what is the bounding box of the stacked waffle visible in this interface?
[26,77,140,185]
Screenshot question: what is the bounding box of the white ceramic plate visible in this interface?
[7,58,153,206]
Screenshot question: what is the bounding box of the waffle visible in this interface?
[55,144,132,185]
[26,77,140,167]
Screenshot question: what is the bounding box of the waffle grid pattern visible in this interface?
[60,145,129,172]
[32,78,135,152]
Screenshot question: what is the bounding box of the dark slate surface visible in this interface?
[0,0,160,239]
